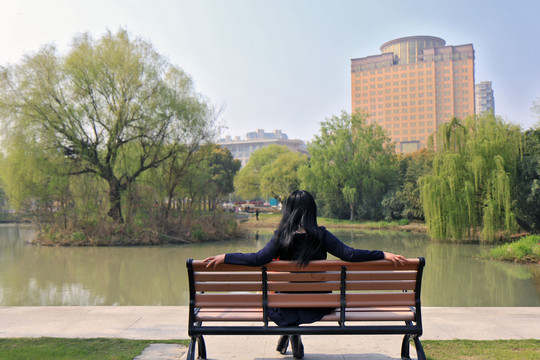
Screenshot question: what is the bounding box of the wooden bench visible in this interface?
[186,258,426,360]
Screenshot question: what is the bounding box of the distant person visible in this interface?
[204,190,406,358]
[255,209,259,220]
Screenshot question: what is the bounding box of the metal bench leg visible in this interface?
[197,335,207,359]
[400,334,411,359]
[412,336,426,360]
[187,337,197,360]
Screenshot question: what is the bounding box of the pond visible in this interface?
[0,224,539,306]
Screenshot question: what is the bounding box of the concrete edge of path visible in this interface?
[1,306,539,360]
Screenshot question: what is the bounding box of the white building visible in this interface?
[218,129,308,167]
[475,81,495,115]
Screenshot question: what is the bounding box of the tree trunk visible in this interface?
[349,203,355,222]
[107,180,124,223]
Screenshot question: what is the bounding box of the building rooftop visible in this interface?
[380,35,446,52]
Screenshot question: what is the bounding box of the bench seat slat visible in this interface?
[195,294,262,307]
[195,292,416,308]
[195,308,415,322]
[196,306,411,313]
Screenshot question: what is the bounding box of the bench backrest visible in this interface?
[187,258,425,325]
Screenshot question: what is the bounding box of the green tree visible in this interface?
[531,97,540,123]
[259,151,308,202]
[514,126,540,232]
[199,144,241,210]
[382,148,433,221]
[233,145,290,199]
[300,111,397,221]
[0,130,71,225]
[0,29,216,223]
[419,114,522,241]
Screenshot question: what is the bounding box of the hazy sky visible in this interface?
[1,0,539,142]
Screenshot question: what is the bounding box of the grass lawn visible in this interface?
[423,339,540,360]
[488,235,540,263]
[0,338,538,360]
[244,213,426,232]
[0,338,188,360]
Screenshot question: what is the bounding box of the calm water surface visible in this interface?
[0,224,539,306]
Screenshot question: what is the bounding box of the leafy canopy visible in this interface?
[420,114,522,241]
[0,29,216,223]
[300,111,397,221]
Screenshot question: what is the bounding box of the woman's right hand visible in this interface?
[383,252,407,266]
[203,254,226,268]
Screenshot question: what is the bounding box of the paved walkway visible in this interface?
[1,306,539,359]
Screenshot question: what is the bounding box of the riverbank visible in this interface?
[30,212,247,246]
[487,234,540,264]
[243,213,427,233]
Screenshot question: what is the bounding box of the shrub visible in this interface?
[191,224,206,241]
[397,219,410,226]
[489,235,540,263]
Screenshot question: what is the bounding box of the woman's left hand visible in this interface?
[383,252,407,266]
[203,254,226,268]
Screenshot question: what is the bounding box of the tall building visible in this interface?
[351,36,475,153]
[475,81,495,114]
[218,129,308,167]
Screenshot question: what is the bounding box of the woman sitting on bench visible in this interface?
[203,189,407,358]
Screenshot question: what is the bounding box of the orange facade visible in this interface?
[351,36,475,152]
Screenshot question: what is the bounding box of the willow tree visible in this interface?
[419,114,522,241]
[0,29,216,223]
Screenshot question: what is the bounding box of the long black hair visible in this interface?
[275,190,323,267]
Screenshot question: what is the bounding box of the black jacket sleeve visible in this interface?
[224,234,279,266]
[322,228,384,262]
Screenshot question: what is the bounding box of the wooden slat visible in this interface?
[194,307,415,322]
[267,281,340,292]
[197,307,262,312]
[346,292,415,307]
[268,293,340,307]
[195,291,415,308]
[195,280,415,292]
[196,282,416,293]
[196,311,264,322]
[192,263,265,272]
[195,281,262,292]
[346,271,417,281]
[341,306,413,312]
[190,259,421,272]
[194,272,261,282]
[322,310,415,322]
[265,280,416,292]
[265,259,421,272]
[267,271,418,282]
[194,271,418,283]
[195,294,262,307]
[267,272,341,282]
[265,292,415,308]
[346,280,416,291]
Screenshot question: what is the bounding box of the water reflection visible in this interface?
[0,224,538,306]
